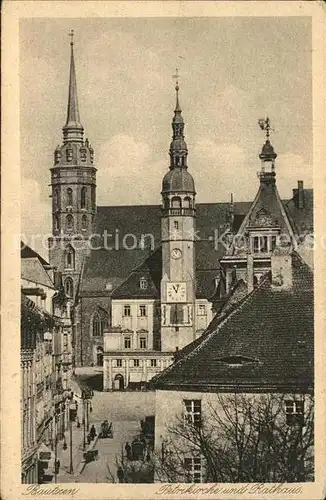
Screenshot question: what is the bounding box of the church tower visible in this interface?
[160,79,196,352]
[48,32,97,302]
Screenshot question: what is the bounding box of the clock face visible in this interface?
[171,248,182,260]
[166,282,187,302]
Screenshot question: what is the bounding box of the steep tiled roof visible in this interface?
[284,189,313,234]
[21,241,49,266]
[21,258,55,289]
[82,195,312,297]
[153,253,314,393]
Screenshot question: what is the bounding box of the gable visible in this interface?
[21,257,55,289]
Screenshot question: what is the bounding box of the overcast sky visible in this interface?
[20,17,312,257]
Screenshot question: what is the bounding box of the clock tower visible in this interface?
[160,79,196,352]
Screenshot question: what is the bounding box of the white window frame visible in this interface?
[133,359,140,368]
[184,457,203,483]
[139,304,147,317]
[285,400,304,426]
[116,359,122,368]
[198,304,206,316]
[124,336,131,349]
[139,336,147,349]
[184,399,202,427]
[123,305,131,317]
[150,359,157,367]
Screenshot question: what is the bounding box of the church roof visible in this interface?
[80,192,312,297]
[153,253,314,393]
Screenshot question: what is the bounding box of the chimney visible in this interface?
[293,180,304,209]
[297,180,304,209]
[247,255,254,293]
[271,253,293,291]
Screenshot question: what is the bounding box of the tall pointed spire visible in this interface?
[63,30,84,144]
[169,70,188,170]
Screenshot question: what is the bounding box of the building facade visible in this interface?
[21,243,74,483]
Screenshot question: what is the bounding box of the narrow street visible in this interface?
[58,386,156,483]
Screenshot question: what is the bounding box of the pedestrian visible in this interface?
[90,424,96,440]
[87,433,92,445]
[55,458,60,475]
[117,466,124,483]
[125,442,132,460]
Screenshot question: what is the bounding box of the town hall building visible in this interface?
[48,36,313,391]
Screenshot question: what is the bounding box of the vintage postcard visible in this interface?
[1,1,326,499]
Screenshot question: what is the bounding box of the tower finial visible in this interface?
[172,68,181,112]
[258,116,273,140]
[63,29,84,143]
[69,29,74,46]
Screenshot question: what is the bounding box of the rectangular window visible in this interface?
[170,304,184,324]
[184,399,202,427]
[184,457,202,483]
[150,359,157,367]
[198,304,206,316]
[133,359,140,367]
[124,305,131,317]
[174,221,179,229]
[139,305,147,317]
[271,235,277,252]
[253,235,268,253]
[285,400,304,426]
[139,337,147,349]
[124,337,131,349]
[116,359,122,367]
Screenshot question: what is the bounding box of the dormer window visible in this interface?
[218,355,258,367]
[139,278,147,290]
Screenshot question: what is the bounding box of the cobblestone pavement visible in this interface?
[57,389,156,483]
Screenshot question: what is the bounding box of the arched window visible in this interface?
[54,215,60,232]
[171,196,182,208]
[54,188,60,210]
[66,214,74,232]
[64,277,74,298]
[184,197,192,208]
[81,187,87,209]
[82,215,88,230]
[92,308,109,337]
[64,245,75,269]
[67,188,73,206]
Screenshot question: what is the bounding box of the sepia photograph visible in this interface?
[1,2,325,499]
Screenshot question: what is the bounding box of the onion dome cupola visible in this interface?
[162,76,196,213]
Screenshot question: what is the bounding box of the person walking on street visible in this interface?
[117,466,124,483]
[125,442,132,460]
[90,424,96,440]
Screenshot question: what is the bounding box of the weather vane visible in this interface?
[69,29,74,45]
[258,116,275,140]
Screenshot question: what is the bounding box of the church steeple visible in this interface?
[62,30,84,144]
[169,71,188,170]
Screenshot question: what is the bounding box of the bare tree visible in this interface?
[154,393,314,483]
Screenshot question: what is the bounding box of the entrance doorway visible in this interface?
[114,374,124,391]
[96,346,103,367]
